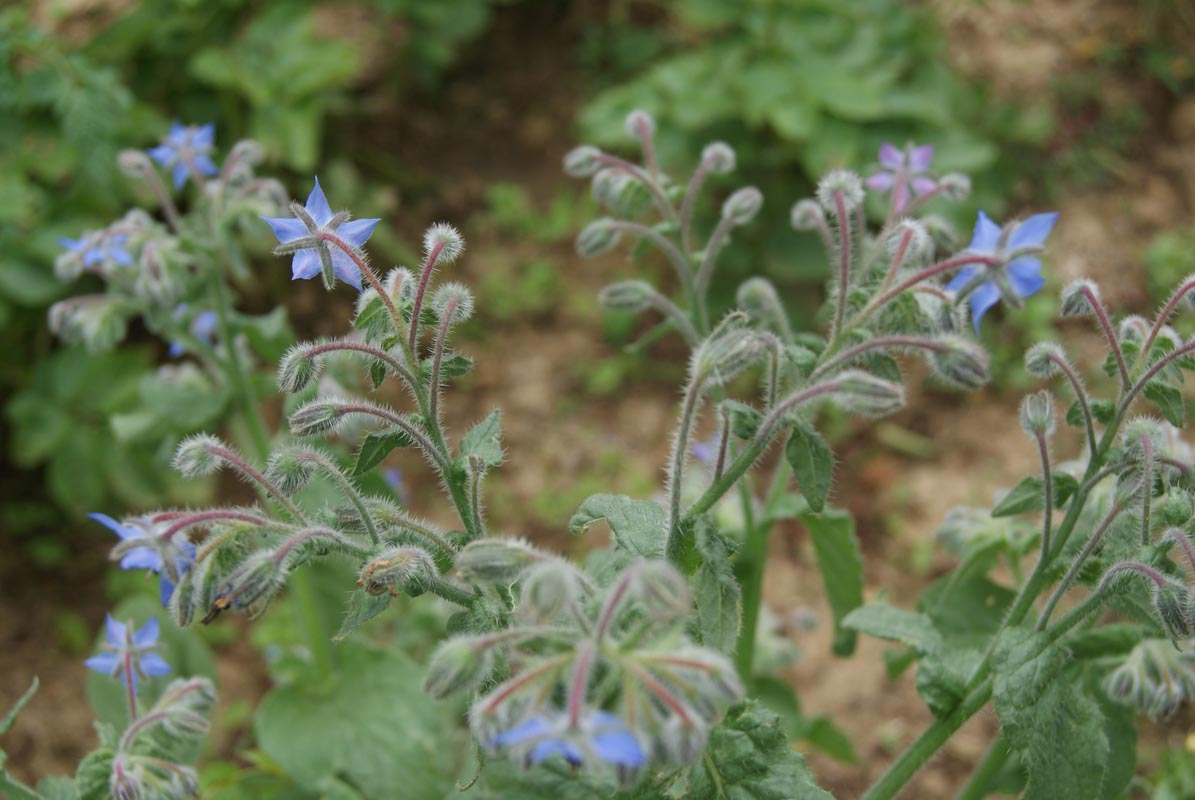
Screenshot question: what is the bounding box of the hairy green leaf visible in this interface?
[568,494,666,558]
[785,418,834,513]
[461,409,504,467]
[691,516,741,654]
[801,508,864,656]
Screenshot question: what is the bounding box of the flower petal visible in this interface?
[193,124,215,149]
[119,548,163,571]
[865,171,895,191]
[912,176,938,197]
[90,512,138,540]
[305,177,334,226]
[105,614,127,648]
[337,218,381,248]
[85,652,120,675]
[491,717,552,747]
[331,252,364,290]
[167,122,188,145]
[291,250,321,281]
[909,144,934,172]
[159,576,176,607]
[1007,257,1045,298]
[194,154,219,177]
[133,617,160,648]
[878,142,904,169]
[147,145,175,166]
[967,210,1002,253]
[59,237,83,251]
[110,247,134,267]
[168,341,185,358]
[968,281,1002,332]
[945,265,980,292]
[138,652,171,678]
[171,162,189,190]
[529,739,583,766]
[261,215,308,244]
[592,729,646,767]
[1008,212,1059,250]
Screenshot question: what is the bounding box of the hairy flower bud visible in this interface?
[384,267,416,303]
[173,434,225,477]
[789,199,826,232]
[576,218,622,257]
[432,282,475,325]
[1121,417,1166,458]
[694,329,768,386]
[563,145,604,177]
[359,546,438,596]
[816,170,864,215]
[735,277,789,337]
[657,716,709,765]
[888,219,933,264]
[456,538,542,584]
[288,399,344,437]
[207,550,287,621]
[1118,315,1150,344]
[591,168,650,216]
[1024,342,1066,378]
[937,173,971,201]
[424,638,493,699]
[424,223,465,264]
[1060,279,1101,318]
[518,561,580,623]
[265,446,319,494]
[1019,390,1056,437]
[1154,580,1194,640]
[834,370,906,416]
[47,297,129,350]
[599,280,657,313]
[930,336,991,390]
[633,560,692,622]
[624,109,656,141]
[117,148,156,178]
[278,344,322,394]
[701,141,736,174]
[721,187,763,225]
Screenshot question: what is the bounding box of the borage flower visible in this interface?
[58,231,134,274]
[865,142,937,212]
[84,616,171,692]
[261,178,380,290]
[90,513,196,606]
[946,210,1059,331]
[490,710,646,775]
[148,122,219,189]
[167,305,219,358]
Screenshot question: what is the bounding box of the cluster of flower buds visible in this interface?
[1105,638,1195,720]
[425,552,743,785]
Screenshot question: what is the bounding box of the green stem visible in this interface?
[666,380,704,563]
[955,733,1010,800]
[291,561,334,678]
[734,459,791,681]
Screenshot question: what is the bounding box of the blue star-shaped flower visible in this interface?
[946,210,1058,331]
[84,616,171,693]
[59,232,133,270]
[491,710,646,770]
[260,178,380,291]
[148,122,219,189]
[90,513,196,607]
[167,305,220,358]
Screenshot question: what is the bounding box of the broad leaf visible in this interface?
[461,410,504,468]
[843,603,942,654]
[568,494,666,558]
[334,590,392,642]
[801,509,864,656]
[990,474,1079,517]
[1145,381,1185,428]
[691,516,741,654]
[353,426,416,477]
[785,419,834,513]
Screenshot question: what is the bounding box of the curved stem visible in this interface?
[429,304,456,425]
[305,340,421,402]
[408,240,446,356]
[830,191,852,342]
[1037,502,1122,630]
[209,444,307,524]
[1138,276,1195,368]
[1119,338,1195,415]
[320,233,404,338]
[303,450,379,546]
[648,292,702,347]
[666,380,704,562]
[858,253,1003,322]
[1080,284,1130,392]
[335,402,451,472]
[1050,354,1098,457]
[695,215,736,333]
[607,220,697,313]
[679,157,713,254]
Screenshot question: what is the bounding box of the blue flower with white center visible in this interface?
[59,232,134,271]
[946,210,1059,331]
[260,178,380,291]
[148,122,219,189]
[84,616,171,692]
[490,710,646,771]
[167,305,220,358]
[90,513,196,607]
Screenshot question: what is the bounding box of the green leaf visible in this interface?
[691,516,741,654]
[460,409,504,467]
[722,399,762,440]
[254,642,457,798]
[352,426,416,477]
[1,677,37,735]
[438,354,475,379]
[991,629,1109,800]
[334,590,392,642]
[801,508,863,656]
[785,419,834,513]
[1091,399,1117,425]
[73,748,114,800]
[686,701,833,800]
[467,757,619,799]
[991,476,1045,517]
[568,494,665,558]
[843,603,942,654]
[1066,624,1143,660]
[1145,381,1185,427]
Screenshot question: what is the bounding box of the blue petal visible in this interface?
[168,341,185,358]
[85,652,120,675]
[148,145,176,166]
[105,615,127,648]
[119,548,162,572]
[59,237,83,251]
[967,211,1002,253]
[1009,212,1058,250]
[592,730,646,767]
[159,576,175,607]
[193,124,215,149]
[139,652,171,678]
[337,218,381,248]
[90,512,138,540]
[110,247,134,267]
[968,282,1002,332]
[291,250,321,280]
[167,122,188,145]
[171,162,189,190]
[1007,257,1045,298]
[134,618,159,647]
[331,252,364,290]
[83,248,105,267]
[945,265,981,293]
[305,177,334,226]
[178,540,197,561]
[192,311,219,340]
[194,154,219,177]
[261,215,308,243]
[529,739,583,766]
[491,717,552,747]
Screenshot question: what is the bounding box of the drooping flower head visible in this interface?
[865,142,937,212]
[260,178,380,290]
[90,513,196,607]
[56,231,134,280]
[946,210,1059,331]
[167,304,220,358]
[490,710,646,774]
[148,122,219,190]
[84,616,171,692]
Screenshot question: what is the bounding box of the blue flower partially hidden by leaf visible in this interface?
[491,710,646,771]
[148,122,219,190]
[946,210,1059,331]
[167,305,219,358]
[59,232,133,270]
[260,178,380,290]
[84,616,171,693]
[90,513,196,607]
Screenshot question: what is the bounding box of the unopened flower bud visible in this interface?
[930,336,991,390]
[384,267,416,302]
[937,173,971,201]
[424,637,493,699]
[359,546,438,596]
[1060,279,1101,318]
[701,141,736,174]
[456,538,542,584]
[591,168,649,215]
[624,109,656,141]
[564,145,604,177]
[721,187,763,225]
[265,447,319,493]
[599,280,656,313]
[288,399,344,437]
[658,716,709,765]
[736,277,789,337]
[1024,342,1066,378]
[633,560,692,622]
[207,550,287,621]
[1154,326,1183,355]
[888,219,933,264]
[117,148,155,178]
[694,329,768,386]
[1019,390,1056,437]
[790,199,826,232]
[834,370,906,416]
[576,218,622,257]
[173,435,225,477]
[518,561,580,623]
[432,282,474,325]
[1118,315,1149,343]
[278,344,321,394]
[816,170,864,215]
[1154,580,1194,640]
[226,139,265,168]
[424,223,465,264]
[1121,417,1165,457]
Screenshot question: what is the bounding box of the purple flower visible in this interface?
[167,305,220,358]
[148,122,219,189]
[946,210,1059,331]
[691,434,721,467]
[260,178,380,290]
[84,616,171,693]
[491,710,646,771]
[90,513,196,607]
[59,232,133,270]
[865,142,937,212]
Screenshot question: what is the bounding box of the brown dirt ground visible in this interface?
[5,0,1195,797]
